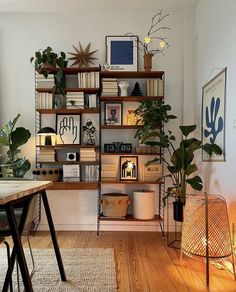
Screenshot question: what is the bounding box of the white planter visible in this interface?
[133,190,155,219]
[118,81,130,96]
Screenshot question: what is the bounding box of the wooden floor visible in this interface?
[22,231,236,292]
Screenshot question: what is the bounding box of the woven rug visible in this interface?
[0,248,117,291]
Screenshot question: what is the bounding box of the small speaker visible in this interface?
[66,152,78,161]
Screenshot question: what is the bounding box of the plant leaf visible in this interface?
[179,125,196,137]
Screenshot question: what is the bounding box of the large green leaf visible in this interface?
[186,175,203,191]
[11,127,31,151]
[202,143,222,156]
[13,158,31,177]
[179,125,196,137]
[186,164,198,176]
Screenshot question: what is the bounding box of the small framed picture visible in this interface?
[106,36,138,71]
[56,114,81,144]
[120,156,138,181]
[104,102,122,125]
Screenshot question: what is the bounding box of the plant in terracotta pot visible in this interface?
[30,46,68,94]
[142,125,222,222]
[0,114,31,178]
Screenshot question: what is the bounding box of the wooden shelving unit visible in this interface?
[100,96,163,102]
[101,152,161,156]
[100,180,163,185]
[36,108,99,114]
[99,214,163,222]
[101,125,143,129]
[48,181,99,190]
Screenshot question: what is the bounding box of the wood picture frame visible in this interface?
[106,35,138,71]
[120,156,138,181]
[202,68,226,161]
[56,114,81,145]
[104,102,123,125]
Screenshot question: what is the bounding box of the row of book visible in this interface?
[36,92,53,109]
[84,165,99,181]
[101,78,118,96]
[36,73,55,89]
[78,72,100,88]
[147,79,164,96]
[66,92,84,109]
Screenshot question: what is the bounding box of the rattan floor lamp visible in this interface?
[181,193,236,287]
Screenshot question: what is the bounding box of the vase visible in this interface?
[118,81,130,96]
[54,94,66,109]
[173,200,184,222]
[144,53,153,72]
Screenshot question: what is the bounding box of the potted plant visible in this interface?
[0,114,31,178]
[82,119,97,145]
[30,46,68,95]
[142,125,222,221]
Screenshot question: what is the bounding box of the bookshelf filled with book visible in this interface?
[97,70,165,233]
[35,67,101,190]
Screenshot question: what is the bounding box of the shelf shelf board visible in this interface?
[101,152,160,156]
[100,96,163,102]
[47,181,99,190]
[100,180,163,185]
[36,108,99,114]
[99,214,163,222]
[36,88,99,93]
[36,66,100,75]
[36,144,99,149]
[101,125,143,129]
[101,71,164,79]
[37,161,99,165]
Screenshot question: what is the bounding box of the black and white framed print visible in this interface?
[56,114,81,144]
[120,156,138,181]
[106,36,138,71]
[202,68,226,161]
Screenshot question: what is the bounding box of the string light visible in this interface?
[144,36,151,44]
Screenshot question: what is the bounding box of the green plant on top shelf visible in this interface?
[30,46,68,94]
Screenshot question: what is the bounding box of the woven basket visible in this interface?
[100,193,131,217]
[32,168,60,181]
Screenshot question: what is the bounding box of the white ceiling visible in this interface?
[0,0,199,13]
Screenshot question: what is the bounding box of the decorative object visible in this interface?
[68,42,98,67]
[63,164,80,182]
[126,109,142,125]
[37,127,56,145]
[120,156,138,181]
[142,163,162,182]
[202,68,226,161]
[133,190,155,220]
[104,143,132,153]
[181,193,235,287]
[104,102,122,125]
[56,114,81,144]
[30,46,67,94]
[100,193,131,217]
[126,10,170,71]
[0,248,117,291]
[118,81,130,96]
[106,36,138,71]
[32,168,60,181]
[54,94,66,109]
[82,119,97,145]
[131,82,143,96]
[66,152,78,161]
[0,114,31,178]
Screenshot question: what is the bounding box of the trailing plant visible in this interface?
[30,46,68,94]
[0,114,31,177]
[142,125,222,204]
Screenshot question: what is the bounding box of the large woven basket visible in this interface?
[100,193,131,217]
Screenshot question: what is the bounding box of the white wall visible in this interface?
[195,0,236,224]
[0,0,197,231]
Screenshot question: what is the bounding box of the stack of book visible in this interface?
[66,92,84,108]
[37,148,55,162]
[78,72,100,88]
[101,164,117,180]
[101,78,118,96]
[36,92,53,109]
[85,165,99,181]
[80,148,97,161]
[146,79,164,96]
[36,73,55,89]
[63,164,80,182]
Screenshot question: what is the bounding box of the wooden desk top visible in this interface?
[0,180,53,204]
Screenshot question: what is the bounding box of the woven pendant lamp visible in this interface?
[181,193,236,287]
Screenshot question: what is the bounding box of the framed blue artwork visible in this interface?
[202,67,226,161]
[106,36,138,71]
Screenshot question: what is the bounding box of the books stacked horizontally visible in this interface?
[36,73,55,89]
[147,79,164,96]
[66,92,84,109]
[101,78,118,96]
[80,148,97,161]
[85,165,99,181]
[101,164,117,180]
[63,164,80,182]
[78,72,100,88]
[36,92,53,109]
[37,148,55,162]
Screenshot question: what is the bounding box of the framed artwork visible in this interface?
[106,36,138,71]
[202,68,226,161]
[104,102,122,125]
[120,156,138,181]
[56,114,81,144]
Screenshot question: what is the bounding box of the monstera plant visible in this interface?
[0,114,31,177]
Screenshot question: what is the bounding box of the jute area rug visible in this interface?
[0,248,117,291]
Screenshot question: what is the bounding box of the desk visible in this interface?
[0,180,66,291]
